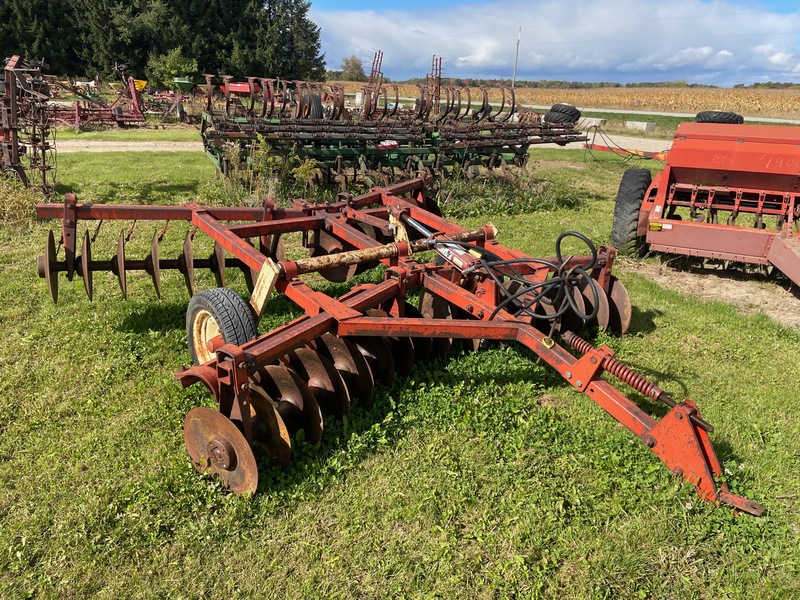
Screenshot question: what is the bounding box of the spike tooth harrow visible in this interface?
[35,177,763,515]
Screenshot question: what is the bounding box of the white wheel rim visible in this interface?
[192,309,220,364]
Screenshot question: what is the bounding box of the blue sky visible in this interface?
[309,0,800,86]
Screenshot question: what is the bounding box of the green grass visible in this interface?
[1,151,799,598]
[53,127,201,142]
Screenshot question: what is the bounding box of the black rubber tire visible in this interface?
[546,103,581,123]
[544,110,579,125]
[612,169,652,256]
[302,93,323,119]
[695,110,744,124]
[186,287,258,365]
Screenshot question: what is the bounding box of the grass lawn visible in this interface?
[0,149,798,598]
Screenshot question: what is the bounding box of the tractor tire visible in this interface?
[544,109,580,125]
[545,103,581,123]
[186,287,258,365]
[301,93,323,120]
[612,169,651,257]
[695,110,744,124]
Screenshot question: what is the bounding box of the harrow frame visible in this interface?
[36,177,764,515]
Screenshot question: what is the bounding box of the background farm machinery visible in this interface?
[200,67,588,186]
[1,56,55,189]
[46,63,146,132]
[35,176,764,515]
[612,120,800,289]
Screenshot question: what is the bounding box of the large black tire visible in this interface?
[301,93,323,120]
[612,169,651,256]
[545,103,581,123]
[695,110,744,124]
[186,287,258,365]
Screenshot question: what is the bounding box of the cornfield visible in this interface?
[332,81,800,119]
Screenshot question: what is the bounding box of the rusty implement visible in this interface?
[35,177,763,515]
[612,122,800,287]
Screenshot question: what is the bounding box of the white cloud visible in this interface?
[310,1,800,86]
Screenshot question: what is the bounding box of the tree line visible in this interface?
[0,0,325,87]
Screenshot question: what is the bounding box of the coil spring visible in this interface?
[562,331,664,401]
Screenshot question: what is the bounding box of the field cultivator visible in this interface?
[35,176,764,515]
[612,121,800,288]
[200,67,587,185]
[1,56,55,189]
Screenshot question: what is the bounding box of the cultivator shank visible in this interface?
[36,177,763,515]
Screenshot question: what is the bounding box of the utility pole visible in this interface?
[512,27,521,88]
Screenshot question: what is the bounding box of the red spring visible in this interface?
[562,331,665,401]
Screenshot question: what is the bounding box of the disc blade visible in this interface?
[248,386,292,465]
[181,230,194,297]
[350,336,395,387]
[606,275,632,336]
[366,309,415,377]
[253,365,323,443]
[419,290,453,358]
[559,286,586,335]
[114,230,127,299]
[579,278,610,332]
[80,230,93,301]
[310,230,358,283]
[148,230,161,298]
[43,229,59,303]
[183,406,258,495]
[403,302,432,363]
[212,242,226,288]
[311,333,374,408]
[283,348,350,417]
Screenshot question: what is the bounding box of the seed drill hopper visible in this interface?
[35,177,764,515]
[612,121,800,287]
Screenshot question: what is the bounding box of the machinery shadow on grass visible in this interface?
[52,180,203,203]
[627,306,660,336]
[117,301,187,333]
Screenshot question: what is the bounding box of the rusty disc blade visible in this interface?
[578,278,610,332]
[248,385,292,465]
[451,306,482,352]
[253,365,323,443]
[183,406,258,495]
[283,348,351,417]
[310,230,358,283]
[354,223,386,274]
[80,230,93,301]
[311,333,374,408]
[403,302,432,362]
[419,290,453,358]
[212,242,226,288]
[180,230,195,297]
[43,229,59,303]
[366,309,415,376]
[559,286,586,335]
[147,230,161,299]
[350,336,395,387]
[113,230,127,299]
[606,275,632,336]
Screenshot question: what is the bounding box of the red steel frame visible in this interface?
[36,177,764,515]
[637,122,800,286]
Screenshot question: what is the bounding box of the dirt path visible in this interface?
[621,261,800,331]
[55,140,203,153]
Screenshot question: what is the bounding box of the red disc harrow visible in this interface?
[35,176,764,515]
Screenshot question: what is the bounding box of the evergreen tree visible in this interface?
[0,0,325,80]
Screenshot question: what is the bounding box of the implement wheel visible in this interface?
[612,169,651,257]
[695,110,743,124]
[186,288,258,365]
